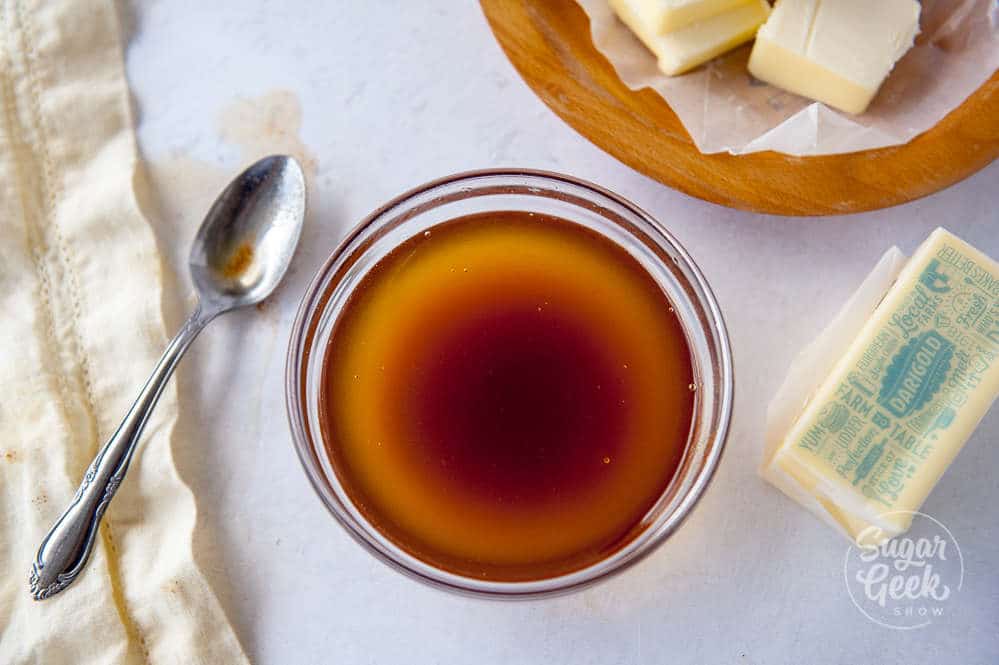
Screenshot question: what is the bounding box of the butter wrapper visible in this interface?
[763,228,999,544]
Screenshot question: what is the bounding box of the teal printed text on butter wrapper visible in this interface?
[789,236,999,512]
[878,330,954,419]
[819,403,850,432]
[852,437,886,486]
[919,259,952,294]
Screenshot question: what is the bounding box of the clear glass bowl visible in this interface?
[285,170,733,598]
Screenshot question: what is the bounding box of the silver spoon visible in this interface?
[29,154,306,600]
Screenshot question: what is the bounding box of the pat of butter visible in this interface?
[631,0,750,34]
[611,0,771,76]
[764,229,999,544]
[748,0,920,114]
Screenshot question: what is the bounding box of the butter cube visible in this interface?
[611,0,771,76]
[748,0,920,114]
[631,0,750,34]
[764,229,999,543]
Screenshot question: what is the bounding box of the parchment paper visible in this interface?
[577,0,999,155]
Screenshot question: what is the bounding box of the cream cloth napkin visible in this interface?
[0,1,249,663]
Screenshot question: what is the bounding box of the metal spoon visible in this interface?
[29,155,306,600]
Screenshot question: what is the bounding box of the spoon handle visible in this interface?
[29,305,213,600]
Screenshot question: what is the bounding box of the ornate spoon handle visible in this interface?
[30,306,212,600]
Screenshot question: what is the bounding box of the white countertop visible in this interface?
[124,3,999,663]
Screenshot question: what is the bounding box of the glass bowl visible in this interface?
[285,169,733,598]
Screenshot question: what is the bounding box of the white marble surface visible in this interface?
[124,2,999,663]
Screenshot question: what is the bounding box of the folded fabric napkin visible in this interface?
[0,1,249,662]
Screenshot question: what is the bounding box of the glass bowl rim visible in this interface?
[285,168,734,599]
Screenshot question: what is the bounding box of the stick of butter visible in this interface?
[630,0,750,34]
[763,229,999,544]
[611,0,771,76]
[748,0,920,114]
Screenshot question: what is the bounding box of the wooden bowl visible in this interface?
[481,0,999,216]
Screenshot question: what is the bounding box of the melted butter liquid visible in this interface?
[320,211,694,581]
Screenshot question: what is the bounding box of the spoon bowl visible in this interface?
[190,155,306,310]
